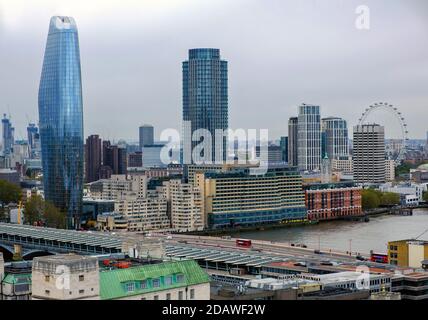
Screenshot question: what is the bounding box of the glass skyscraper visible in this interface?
[298,104,321,171]
[321,117,349,159]
[182,48,228,164]
[38,16,84,228]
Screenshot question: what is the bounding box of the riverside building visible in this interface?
[194,165,307,229]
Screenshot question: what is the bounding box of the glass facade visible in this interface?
[182,48,228,163]
[38,16,84,228]
[298,104,321,171]
[321,117,349,159]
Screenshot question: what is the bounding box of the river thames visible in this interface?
[233,209,428,255]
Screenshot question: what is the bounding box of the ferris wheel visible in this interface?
[357,102,409,164]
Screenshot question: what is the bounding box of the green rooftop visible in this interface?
[2,273,32,285]
[99,259,210,300]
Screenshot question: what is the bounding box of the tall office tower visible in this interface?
[353,124,386,184]
[2,114,14,155]
[103,141,127,175]
[280,136,288,162]
[298,104,321,171]
[38,16,84,228]
[321,117,349,159]
[139,124,154,150]
[288,117,298,167]
[26,123,38,157]
[85,135,102,183]
[182,48,228,164]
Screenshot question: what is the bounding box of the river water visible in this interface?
[233,209,428,254]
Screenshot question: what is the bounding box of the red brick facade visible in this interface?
[305,186,363,221]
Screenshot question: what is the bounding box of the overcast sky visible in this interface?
[0,0,427,142]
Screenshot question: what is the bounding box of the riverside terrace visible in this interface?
[0,223,163,260]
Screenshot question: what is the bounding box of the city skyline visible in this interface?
[1,0,427,141]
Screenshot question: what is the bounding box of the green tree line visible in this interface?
[361,189,400,211]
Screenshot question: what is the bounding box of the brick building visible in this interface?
[304,182,363,221]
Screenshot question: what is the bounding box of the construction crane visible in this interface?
[17,201,22,224]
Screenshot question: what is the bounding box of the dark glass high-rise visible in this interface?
[38,16,84,228]
[182,48,228,163]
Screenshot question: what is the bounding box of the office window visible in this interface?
[190,288,195,299]
[79,275,84,281]
[45,275,50,282]
[178,291,184,300]
[154,295,159,300]
[166,293,171,300]
[79,289,85,294]
[164,276,172,286]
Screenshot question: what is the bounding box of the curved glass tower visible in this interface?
[38,16,84,228]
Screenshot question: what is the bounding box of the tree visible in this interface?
[24,195,44,225]
[43,201,66,229]
[380,192,400,206]
[361,189,381,210]
[423,191,428,203]
[0,179,21,205]
[24,195,66,228]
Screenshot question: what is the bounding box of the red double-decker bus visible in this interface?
[370,253,388,264]
[236,239,252,248]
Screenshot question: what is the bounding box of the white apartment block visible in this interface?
[353,124,386,184]
[162,179,204,232]
[331,156,353,175]
[87,174,147,201]
[385,159,395,182]
[115,197,171,231]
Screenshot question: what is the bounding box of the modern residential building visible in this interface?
[26,123,39,158]
[280,136,288,163]
[304,182,363,221]
[288,117,298,167]
[2,114,14,156]
[385,159,395,182]
[195,165,307,229]
[352,124,385,184]
[331,156,353,175]
[321,117,349,159]
[115,197,171,231]
[182,48,228,164]
[139,124,154,150]
[298,104,321,171]
[388,239,428,268]
[103,141,127,175]
[38,16,84,228]
[85,135,102,183]
[86,174,148,201]
[162,179,204,232]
